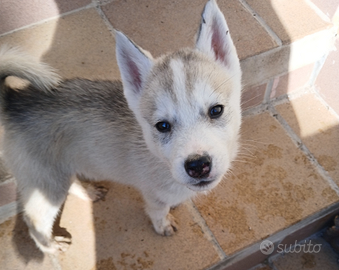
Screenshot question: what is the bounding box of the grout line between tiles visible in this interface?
[304,0,332,23]
[269,86,313,107]
[242,103,269,118]
[263,78,274,103]
[307,53,329,87]
[267,252,281,269]
[94,5,116,35]
[311,86,339,120]
[270,262,279,270]
[0,2,97,38]
[268,105,339,197]
[250,262,279,270]
[92,0,114,7]
[238,0,282,47]
[0,0,117,39]
[185,200,227,261]
[207,201,339,270]
[243,84,318,123]
[242,84,313,118]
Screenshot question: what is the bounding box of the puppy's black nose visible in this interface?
[185,154,212,179]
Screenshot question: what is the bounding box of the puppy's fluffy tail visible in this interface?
[0,45,61,92]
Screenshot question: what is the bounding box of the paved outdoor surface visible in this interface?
[0,0,338,269]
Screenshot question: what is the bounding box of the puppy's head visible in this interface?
[116,0,241,192]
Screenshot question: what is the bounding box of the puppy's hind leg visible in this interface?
[19,173,72,254]
[23,190,70,253]
[68,176,108,202]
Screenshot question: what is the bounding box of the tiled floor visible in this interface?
[271,237,339,270]
[0,0,339,270]
[196,106,339,255]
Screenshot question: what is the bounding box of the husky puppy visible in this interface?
[0,0,241,253]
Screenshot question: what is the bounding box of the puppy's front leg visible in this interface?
[144,196,178,236]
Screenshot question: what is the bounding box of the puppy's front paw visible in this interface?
[154,213,178,236]
[53,235,72,253]
[38,235,72,254]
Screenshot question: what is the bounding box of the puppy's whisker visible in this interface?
[241,139,267,145]
[238,146,255,152]
[237,152,255,158]
[227,168,238,179]
[240,93,265,106]
[202,69,214,96]
[239,146,257,153]
[239,143,258,148]
[232,159,251,163]
[210,75,235,96]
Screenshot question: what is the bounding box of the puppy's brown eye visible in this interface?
[209,105,224,119]
[155,121,171,133]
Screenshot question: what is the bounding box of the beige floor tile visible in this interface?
[272,238,339,270]
[246,0,331,44]
[316,40,339,116]
[0,0,90,35]
[276,94,339,185]
[270,64,314,99]
[194,112,339,255]
[58,182,220,270]
[0,216,58,270]
[0,8,120,81]
[242,83,266,110]
[102,0,277,60]
[311,0,339,20]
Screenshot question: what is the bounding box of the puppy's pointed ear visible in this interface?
[115,31,153,110]
[196,0,239,71]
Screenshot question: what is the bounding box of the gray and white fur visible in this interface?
[0,0,241,254]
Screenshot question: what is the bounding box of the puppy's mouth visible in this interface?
[193,180,214,187]
[187,179,216,191]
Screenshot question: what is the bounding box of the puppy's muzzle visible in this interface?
[184,154,212,180]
